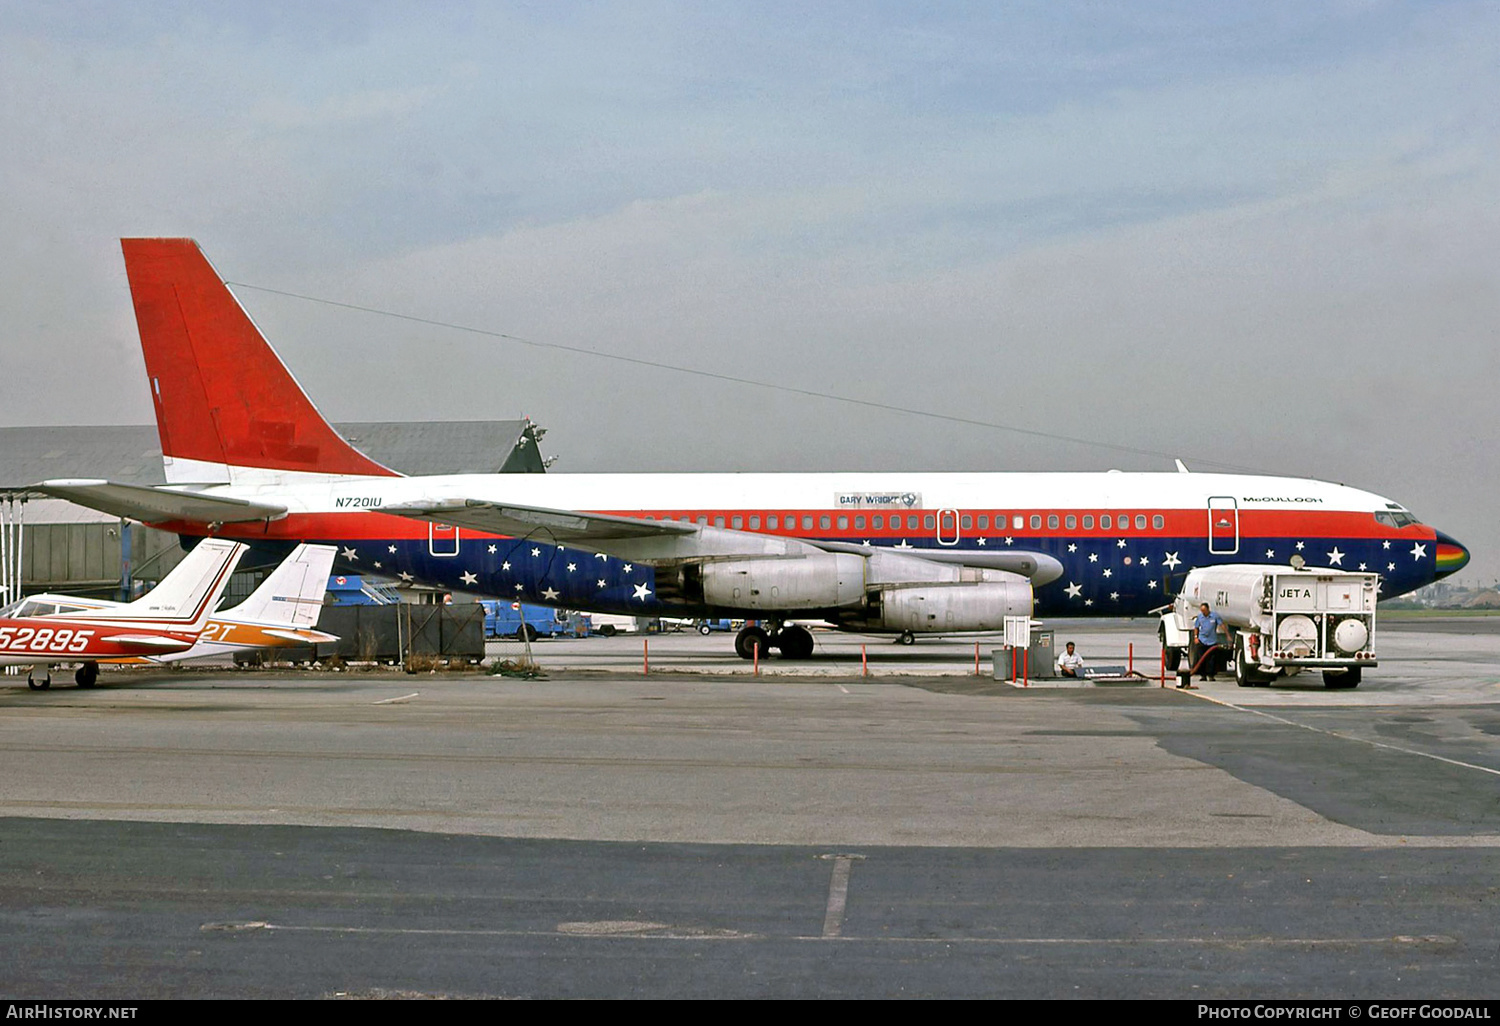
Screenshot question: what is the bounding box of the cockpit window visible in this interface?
[1374,511,1420,529]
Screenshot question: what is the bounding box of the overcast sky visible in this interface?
[3,2,1497,583]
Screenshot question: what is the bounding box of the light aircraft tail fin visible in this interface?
[225,543,337,630]
[120,238,398,485]
[80,538,247,633]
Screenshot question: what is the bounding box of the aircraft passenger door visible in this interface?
[429,522,461,557]
[937,509,960,547]
[1207,497,1239,555]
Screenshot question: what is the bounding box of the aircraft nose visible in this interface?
[1433,530,1470,579]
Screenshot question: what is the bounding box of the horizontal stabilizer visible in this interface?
[37,479,287,524]
[98,634,197,648]
[262,628,340,644]
[383,499,697,543]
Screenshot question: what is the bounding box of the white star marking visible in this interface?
[1084,599,1093,607]
[595,552,609,560]
[398,572,413,582]
[632,582,652,601]
[488,544,497,554]
[1065,582,1082,599]
[373,561,382,569]
[557,545,565,550]
[1358,563,1367,571]
[1004,537,1014,546]
[566,563,577,573]
[1110,592,1119,601]
[1327,547,1345,566]
[1382,540,1391,550]
[623,564,633,573]
[1117,539,1127,549]
[501,561,511,571]
[897,540,912,549]
[1295,541,1305,551]
[541,587,559,602]
[1147,580,1158,589]
[1387,563,1395,571]
[387,545,397,554]
[976,537,987,546]
[1411,543,1426,560]
[1265,549,1276,559]
[515,584,524,591]
[530,548,541,557]
[597,579,606,589]
[861,540,871,547]
[1140,555,1150,566]
[1088,553,1099,563]
[1102,568,1112,578]
[1067,544,1077,553]
[461,571,478,586]
[341,547,358,561]
[1164,552,1181,570]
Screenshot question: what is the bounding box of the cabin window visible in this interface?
[854,516,865,530]
[872,515,884,529]
[1152,515,1163,530]
[697,516,708,525]
[995,514,1007,530]
[908,515,920,530]
[766,515,778,529]
[1029,515,1041,530]
[802,515,814,530]
[715,516,725,528]
[1048,515,1059,529]
[750,515,761,529]
[837,515,849,529]
[978,515,989,530]
[820,515,831,529]
[731,515,743,529]
[1135,514,1147,530]
[1065,515,1076,529]
[1100,515,1111,530]
[924,514,935,529]
[961,515,972,530]
[1083,515,1094,529]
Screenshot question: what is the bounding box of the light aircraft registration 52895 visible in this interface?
[40,239,1470,660]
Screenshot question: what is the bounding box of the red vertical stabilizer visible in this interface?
[121,238,397,480]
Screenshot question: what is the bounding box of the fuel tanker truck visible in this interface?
[1159,564,1378,689]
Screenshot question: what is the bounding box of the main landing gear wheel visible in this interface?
[896,631,916,646]
[777,625,815,660]
[27,672,50,691]
[75,662,99,688]
[1323,667,1361,690]
[735,626,770,660]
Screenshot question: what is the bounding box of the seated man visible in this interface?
[1056,641,1087,678]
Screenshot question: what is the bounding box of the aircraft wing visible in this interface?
[37,479,287,524]
[382,499,697,543]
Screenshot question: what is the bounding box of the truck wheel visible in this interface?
[514,625,538,642]
[1234,648,1254,688]
[1323,667,1361,689]
[698,624,712,635]
[599,624,617,637]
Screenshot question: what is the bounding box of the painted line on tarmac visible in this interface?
[817,853,863,938]
[373,692,420,705]
[1181,689,1500,779]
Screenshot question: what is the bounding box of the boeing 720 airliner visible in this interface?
[39,239,1470,660]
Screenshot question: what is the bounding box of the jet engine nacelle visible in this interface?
[696,553,866,610]
[871,579,1033,633]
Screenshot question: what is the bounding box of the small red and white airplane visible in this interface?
[11,542,339,670]
[38,239,1471,660]
[0,537,245,688]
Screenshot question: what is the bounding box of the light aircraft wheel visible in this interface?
[897,631,916,646]
[1323,667,1361,690]
[27,674,50,691]
[778,625,814,659]
[735,626,769,660]
[75,662,99,688]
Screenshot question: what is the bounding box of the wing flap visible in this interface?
[382,499,697,543]
[38,479,287,524]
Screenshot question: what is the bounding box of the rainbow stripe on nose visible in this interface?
[1434,531,1470,579]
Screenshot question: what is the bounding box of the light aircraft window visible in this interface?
[1135,515,1147,530]
[1083,515,1094,529]
[978,515,989,530]
[750,516,761,529]
[820,515,832,529]
[924,514,935,529]
[1029,515,1041,530]
[732,516,743,529]
[1153,515,1164,530]
[872,515,883,529]
[854,516,865,530]
[715,516,726,528]
[767,515,778,529]
[961,515,972,530]
[1048,515,1059,529]
[908,515,920,530]
[1065,515,1076,530]
[1100,515,1111,530]
[838,516,849,529]
[803,515,814,530]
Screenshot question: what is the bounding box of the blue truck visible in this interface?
[480,601,589,640]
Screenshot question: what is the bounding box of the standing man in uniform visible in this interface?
[1188,601,1225,686]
